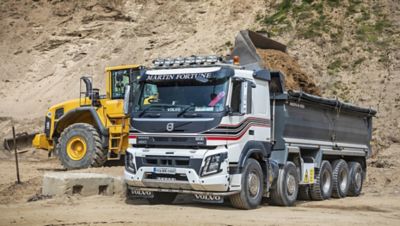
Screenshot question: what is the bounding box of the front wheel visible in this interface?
[57,123,107,169]
[230,158,264,209]
[269,161,299,206]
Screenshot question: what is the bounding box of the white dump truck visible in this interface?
[123,31,376,209]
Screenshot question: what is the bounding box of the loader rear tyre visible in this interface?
[348,161,364,196]
[58,123,107,169]
[310,160,333,200]
[230,158,264,209]
[332,159,350,198]
[269,161,299,206]
[148,192,177,205]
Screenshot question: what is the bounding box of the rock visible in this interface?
[42,172,125,197]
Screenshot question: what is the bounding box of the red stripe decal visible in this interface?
[206,124,269,141]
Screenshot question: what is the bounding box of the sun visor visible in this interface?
[140,66,234,82]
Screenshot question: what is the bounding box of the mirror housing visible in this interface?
[123,85,131,116]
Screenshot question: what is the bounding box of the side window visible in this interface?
[112,70,130,99]
[230,80,241,112]
[230,80,252,114]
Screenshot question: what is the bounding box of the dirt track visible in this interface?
[1,194,400,226]
[0,146,400,226]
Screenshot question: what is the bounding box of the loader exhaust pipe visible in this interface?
[81,76,93,98]
[80,76,100,106]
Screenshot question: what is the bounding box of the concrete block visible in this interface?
[113,176,127,197]
[42,172,124,197]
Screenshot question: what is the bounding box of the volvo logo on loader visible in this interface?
[166,123,174,132]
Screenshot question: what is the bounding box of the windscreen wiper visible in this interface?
[138,104,172,117]
[177,104,195,117]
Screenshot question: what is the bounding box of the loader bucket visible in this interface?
[3,132,37,151]
[230,30,287,70]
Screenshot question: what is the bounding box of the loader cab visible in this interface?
[105,65,142,100]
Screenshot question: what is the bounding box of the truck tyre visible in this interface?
[310,160,333,200]
[297,185,311,200]
[269,161,299,206]
[332,159,350,198]
[57,123,107,169]
[348,161,364,196]
[148,192,177,205]
[230,158,264,209]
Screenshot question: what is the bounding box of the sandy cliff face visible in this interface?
[0,0,263,119]
[0,0,399,154]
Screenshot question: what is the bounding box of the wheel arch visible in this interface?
[54,107,108,140]
[236,141,272,178]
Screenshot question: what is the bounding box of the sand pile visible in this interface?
[257,49,321,96]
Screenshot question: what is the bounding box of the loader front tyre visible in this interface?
[269,161,299,206]
[332,159,350,198]
[348,161,364,196]
[310,160,333,200]
[58,123,106,169]
[230,158,264,209]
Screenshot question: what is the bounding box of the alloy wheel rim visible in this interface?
[248,171,261,198]
[66,136,87,161]
[287,174,296,196]
[339,169,348,191]
[322,170,331,194]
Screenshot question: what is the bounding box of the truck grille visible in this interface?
[136,155,203,174]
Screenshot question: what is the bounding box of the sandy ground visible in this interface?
[0,145,399,226]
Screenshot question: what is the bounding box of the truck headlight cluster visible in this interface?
[200,152,227,176]
[125,152,136,174]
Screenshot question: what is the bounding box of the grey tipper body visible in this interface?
[123,30,376,209]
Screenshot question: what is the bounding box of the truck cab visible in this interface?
[125,57,273,206]
[124,56,375,209]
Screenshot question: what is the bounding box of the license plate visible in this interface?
[153,167,176,174]
[156,177,176,181]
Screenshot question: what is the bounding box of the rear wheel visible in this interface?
[332,159,350,198]
[310,160,333,200]
[230,158,264,209]
[269,161,299,206]
[148,192,177,205]
[348,161,364,196]
[58,123,107,169]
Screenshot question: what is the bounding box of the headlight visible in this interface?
[200,152,227,176]
[125,152,136,174]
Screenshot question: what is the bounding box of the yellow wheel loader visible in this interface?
[31,64,142,169]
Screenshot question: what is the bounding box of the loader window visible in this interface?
[111,69,131,99]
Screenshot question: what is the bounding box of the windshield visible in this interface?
[134,78,228,114]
